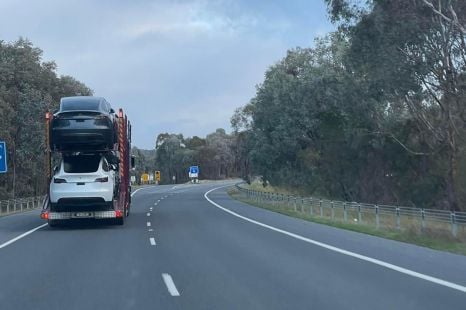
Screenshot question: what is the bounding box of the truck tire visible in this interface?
[48,220,59,227]
[115,217,124,225]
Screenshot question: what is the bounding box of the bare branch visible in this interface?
[422,0,466,34]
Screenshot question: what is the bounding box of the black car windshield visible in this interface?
[61,101,100,112]
[63,155,100,173]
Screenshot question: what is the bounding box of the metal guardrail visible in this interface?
[0,196,46,216]
[235,184,466,239]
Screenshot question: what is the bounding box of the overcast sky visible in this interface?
[0,0,333,148]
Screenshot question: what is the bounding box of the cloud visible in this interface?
[0,0,333,148]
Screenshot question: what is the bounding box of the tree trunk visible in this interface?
[446,126,460,211]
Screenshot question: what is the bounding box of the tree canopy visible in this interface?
[0,39,92,199]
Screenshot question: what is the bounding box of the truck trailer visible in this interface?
[41,102,133,226]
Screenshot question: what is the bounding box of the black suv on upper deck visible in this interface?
[51,96,118,151]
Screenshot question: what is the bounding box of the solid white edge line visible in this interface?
[204,186,466,294]
[162,273,180,296]
[0,223,49,249]
[131,185,163,197]
[150,237,156,246]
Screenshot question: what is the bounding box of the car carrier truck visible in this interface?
[41,97,133,226]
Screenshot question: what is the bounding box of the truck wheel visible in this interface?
[48,220,59,227]
[115,217,124,225]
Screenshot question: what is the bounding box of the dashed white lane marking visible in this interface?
[204,186,466,294]
[150,238,156,246]
[148,228,154,232]
[162,273,180,296]
[0,223,48,249]
[150,208,153,211]
[147,212,151,217]
[147,222,151,227]
[1,186,155,250]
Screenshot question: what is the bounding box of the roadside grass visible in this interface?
[227,187,466,256]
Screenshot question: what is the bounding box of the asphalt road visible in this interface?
[0,181,465,309]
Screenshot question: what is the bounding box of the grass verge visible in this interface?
[228,187,466,256]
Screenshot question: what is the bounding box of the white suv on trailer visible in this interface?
[50,154,117,212]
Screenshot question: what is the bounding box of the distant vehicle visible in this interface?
[49,154,117,216]
[51,96,117,151]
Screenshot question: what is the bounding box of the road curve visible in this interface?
[0,181,465,309]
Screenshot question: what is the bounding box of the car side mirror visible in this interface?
[111,164,117,171]
[110,108,115,113]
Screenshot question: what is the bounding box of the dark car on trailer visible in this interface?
[51,96,118,151]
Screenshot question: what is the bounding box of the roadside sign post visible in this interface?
[0,141,7,173]
[189,165,199,183]
[141,173,149,184]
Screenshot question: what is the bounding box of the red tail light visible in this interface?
[54,178,67,183]
[41,212,49,220]
[115,210,123,218]
[95,177,109,182]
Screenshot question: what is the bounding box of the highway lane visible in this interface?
[0,181,465,309]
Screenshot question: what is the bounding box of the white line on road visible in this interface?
[131,185,162,197]
[147,212,151,217]
[1,186,156,251]
[150,237,156,246]
[204,186,466,294]
[162,273,180,296]
[147,222,151,227]
[0,223,48,249]
[148,228,154,232]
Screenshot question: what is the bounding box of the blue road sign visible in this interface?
[0,141,7,173]
[189,166,199,174]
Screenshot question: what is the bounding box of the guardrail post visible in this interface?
[7,200,10,214]
[293,198,297,212]
[396,207,401,230]
[343,202,347,222]
[451,212,458,238]
[358,204,362,223]
[375,205,379,229]
[301,198,304,213]
[309,198,313,216]
[331,201,334,220]
[319,200,323,217]
[421,209,426,231]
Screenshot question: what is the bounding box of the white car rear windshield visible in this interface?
[64,155,100,173]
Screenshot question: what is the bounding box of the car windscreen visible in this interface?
[63,155,101,173]
[61,101,100,112]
